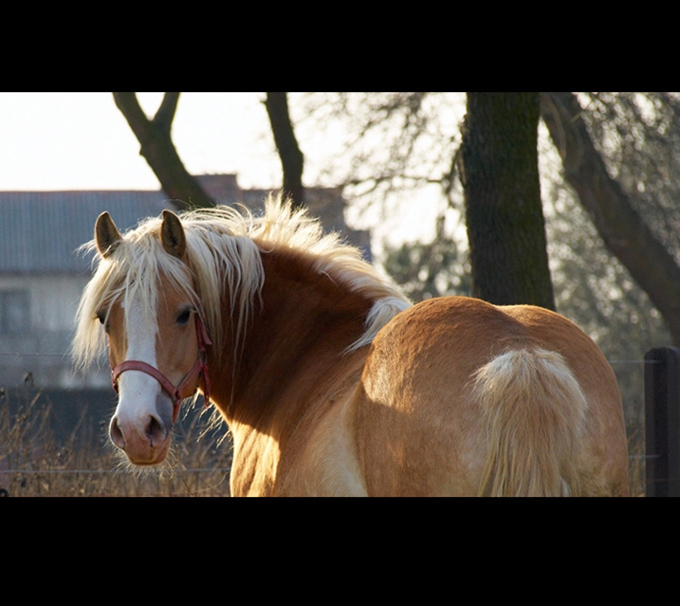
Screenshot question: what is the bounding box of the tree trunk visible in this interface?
[113,93,214,210]
[541,92,680,345]
[460,92,555,310]
[264,92,305,209]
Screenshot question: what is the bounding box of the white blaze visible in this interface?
[115,300,162,425]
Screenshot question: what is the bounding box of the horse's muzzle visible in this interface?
[109,395,174,465]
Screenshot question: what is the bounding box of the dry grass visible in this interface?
[0,390,232,497]
[0,388,645,497]
[626,421,645,497]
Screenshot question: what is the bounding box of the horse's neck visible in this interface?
[212,248,373,448]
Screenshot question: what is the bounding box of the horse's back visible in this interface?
[352,296,629,496]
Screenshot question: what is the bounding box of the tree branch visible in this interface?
[264,92,305,209]
[541,92,680,343]
[154,92,180,131]
[113,92,214,210]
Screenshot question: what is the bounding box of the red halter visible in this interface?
[111,313,212,423]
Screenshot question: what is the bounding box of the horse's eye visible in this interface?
[177,309,192,326]
[96,310,110,333]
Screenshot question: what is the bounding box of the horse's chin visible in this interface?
[122,437,172,467]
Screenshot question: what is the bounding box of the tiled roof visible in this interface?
[0,190,172,274]
[0,176,371,275]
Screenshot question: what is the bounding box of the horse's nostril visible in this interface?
[145,415,167,446]
[110,416,126,449]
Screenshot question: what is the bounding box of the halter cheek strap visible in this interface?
[111,314,212,423]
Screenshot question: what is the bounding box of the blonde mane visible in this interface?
[73,195,410,370]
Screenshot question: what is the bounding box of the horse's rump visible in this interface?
[355,297,628,497]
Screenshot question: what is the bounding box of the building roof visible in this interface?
[0,175,371,275]
[0,190,172,274]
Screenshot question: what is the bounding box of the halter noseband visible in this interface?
[111,313,212,423]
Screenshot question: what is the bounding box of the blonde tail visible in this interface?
[474,349,587,497]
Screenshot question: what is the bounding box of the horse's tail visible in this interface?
[473,348,587,497]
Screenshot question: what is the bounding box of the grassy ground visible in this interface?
[0,390,232,497]
[1,388,645,497]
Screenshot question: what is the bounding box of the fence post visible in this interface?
[645,347,680,497]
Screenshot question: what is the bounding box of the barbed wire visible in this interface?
[0,467,230,475]
[609,359,659,364]
[0,352,70,357]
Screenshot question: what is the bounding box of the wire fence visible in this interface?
[0,349,673,497]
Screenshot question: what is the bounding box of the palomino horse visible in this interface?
[73,197,629,496]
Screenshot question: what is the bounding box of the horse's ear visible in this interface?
[95,212,123,258]
[160,209,186,258]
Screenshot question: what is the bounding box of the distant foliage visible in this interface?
[384,225,471,302]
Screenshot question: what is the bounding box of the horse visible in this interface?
[73,196,630,496]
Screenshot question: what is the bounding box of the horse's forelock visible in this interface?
[73,220,199,369]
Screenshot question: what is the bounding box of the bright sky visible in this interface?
[0,92,282,192]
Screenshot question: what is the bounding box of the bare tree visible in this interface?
[264,92,305,209]
[113,93,214,210]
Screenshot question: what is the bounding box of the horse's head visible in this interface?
[93,210,210,465]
